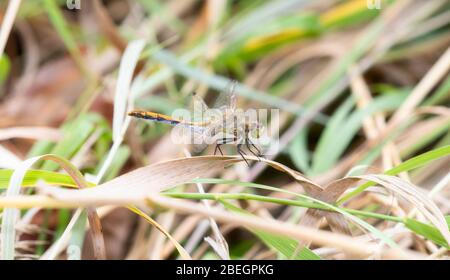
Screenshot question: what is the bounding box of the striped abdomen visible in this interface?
[128,110,180,126]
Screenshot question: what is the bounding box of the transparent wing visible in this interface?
[191,92,209,123]
[190,91,223,127]
[213,80,237,112]
[171,123,209,153]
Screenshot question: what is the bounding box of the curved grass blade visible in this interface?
[191,178,398,248]
[1,154,103,260]
[339,145,450,203]
[0,169,88,189]
[127,206,191,260]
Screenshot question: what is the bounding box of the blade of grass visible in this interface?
[95,145,131,182]
[41,115,97,171]
[127,206,191,260]
[41,208,83,260]
[339,145,450,203]
[401,119,450,157]
[359,174,450,245]
[423,73,450,106]
[0,145,21,169]
[0,0,21,57]
[404,217,450,249]
[390,45,450,126]
[112,40,146,143]
[98,39,145,182]
[0,126,62,142]
[149,194,422,259]
[67,209,87,260]
[311,91,408,175]
[0,169,94,189]
[289,127,311,172]
[187,178,399,248]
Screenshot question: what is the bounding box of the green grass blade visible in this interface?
[67,209,87,260]
[290,127,311,172]
[189,178,399,248]
[0,169,86,189]
[42,0,88,76]
[404,216,450,249]
[311,91,408,175]
[41,115,97,171]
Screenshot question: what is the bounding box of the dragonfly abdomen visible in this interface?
[128,110,180,126]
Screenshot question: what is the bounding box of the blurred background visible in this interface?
[0,0,449,260]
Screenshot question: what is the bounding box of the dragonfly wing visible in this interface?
[171,123,209,154]
[213,80,237,112]
[191,92,209,123]
[190,142,208,154]
[191,91,223,127]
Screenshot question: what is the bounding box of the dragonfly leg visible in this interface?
[214,144,224,156]
[237,144,250,166]
[246,138,264,159]
[246,142,261,161]
[214,137,235,156]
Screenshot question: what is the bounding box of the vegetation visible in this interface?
[0,0,449,260]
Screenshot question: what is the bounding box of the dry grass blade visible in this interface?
[319,173,450,246]
[390,46,450,126]
[357,174,450,245]
[0,0,22,57]
[41,156,245,204]
[40,156,369,251]
[0,127,63,141]
[112,40,146,143]
[40,156,356,245]
[0,145,21,169]
[299,178,361,235]
[39,156,324,204]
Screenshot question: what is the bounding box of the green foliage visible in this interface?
[404,216,450,249]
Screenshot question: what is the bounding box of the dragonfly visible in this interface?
[128,83,264,165]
